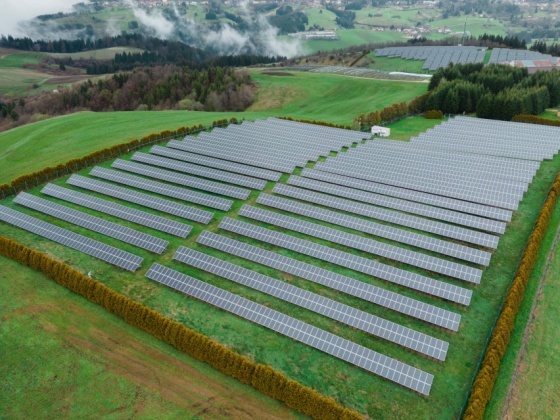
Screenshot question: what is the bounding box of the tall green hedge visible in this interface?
[0,236,362,420]
[463,174,560,419]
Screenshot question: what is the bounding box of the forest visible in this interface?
[0,66,254,131]
[426,64,560,120]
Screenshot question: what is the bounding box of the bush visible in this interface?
[425,109,444,119]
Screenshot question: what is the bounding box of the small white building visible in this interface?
[371,126,391,137]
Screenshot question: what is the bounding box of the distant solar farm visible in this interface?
[1,117,560,413]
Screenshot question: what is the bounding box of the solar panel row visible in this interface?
[90,166,232,211]
[41,184,192,237]
[145,263,434,395]
[67,174,213,224]
[219,217,472,305]
[245,202,482,283]
[197,231,461,331]
[0,205,143,271]
[173,246,449,360]
[256,192,491,266]
[13,192,168,254]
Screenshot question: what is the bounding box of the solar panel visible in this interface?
[277,182,500,249]
[300,168,513,222]
[145,263,434,395]
[111,159,250,200]
[173,246,449,360]
[13,192,168,254]
[131,152,267,190]
[41,184,192,238]
[197,231,461,331]
[245,202,482,283]
[219,217,472,306]
[0,205,143,271]
[149,145,282,181]
[90,166,232,211]
[257,192,490,266]
[67,175,213,224]
[167,140,296,173]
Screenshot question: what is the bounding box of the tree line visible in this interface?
[464,173,560,419]
[0,236,361,420]
[426,63,560,120]
[0,66,254,131]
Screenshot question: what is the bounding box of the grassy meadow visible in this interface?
[0,71,427,184]
[0,255,302,419]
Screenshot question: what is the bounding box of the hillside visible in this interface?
[0,71,427,183]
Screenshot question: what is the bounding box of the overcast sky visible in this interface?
[0,0,73,37]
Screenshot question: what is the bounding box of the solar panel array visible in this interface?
[67,174,213,224]
[130,152,267,190]
[5,116,558,397]
[145,262,435,395]
[89,166,231,212]
[13,192,168,254]
[0,205,143,271]
[149,145,282,181]
[375,46,487,70]
[220,216,472,306]
[488,48,553,64]
[168,117,366,174]
[256,191,491,266]
[244,202,482,283]
[111,159,250,200]
[41,184,192,237]
[197,231,461,331]
[173,246,449,360]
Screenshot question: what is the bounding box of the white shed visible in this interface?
[371,126,391,137]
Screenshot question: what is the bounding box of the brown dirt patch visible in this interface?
[66,328,294,419]
[45,75,96,85]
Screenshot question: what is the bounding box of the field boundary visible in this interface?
[462,173,560,419]
[501,216,560,416]
[0,236,361,420]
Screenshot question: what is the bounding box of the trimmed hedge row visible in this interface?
[463,174,560,419]
[0,236,362,420]
[0,121,237,199]
[511,114,560,127]
[425,110,444,119]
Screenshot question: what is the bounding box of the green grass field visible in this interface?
[428,16,514,38]
[1,112,559,418]
[365,54,428,73]
[0,71,427,184]
[0,255,301,419]
[296,29,407,55]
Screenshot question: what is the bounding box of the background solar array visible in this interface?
[0,205,143,271]
[145,263,434,395]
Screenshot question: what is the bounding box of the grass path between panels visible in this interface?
[0,255,302,420]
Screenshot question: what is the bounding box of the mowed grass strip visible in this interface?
[0,255,303,419]
[0,72,427,183]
